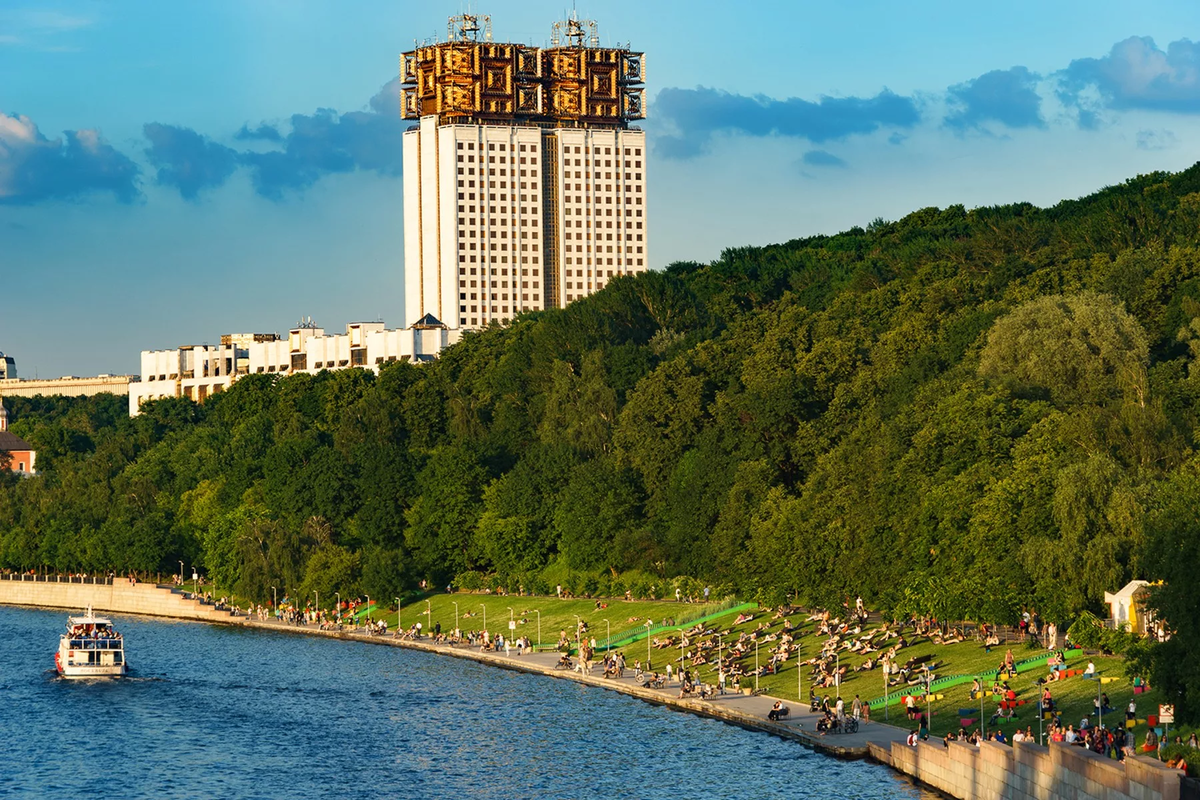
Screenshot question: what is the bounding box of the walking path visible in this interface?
[242,616,909,758]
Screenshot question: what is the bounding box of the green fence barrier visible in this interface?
[867,648,1083,708]
[539,600,759,654]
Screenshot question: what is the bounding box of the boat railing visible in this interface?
[67,639,123,650]
[0,572,114,586]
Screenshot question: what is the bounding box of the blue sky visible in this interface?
[3,0,1200,377]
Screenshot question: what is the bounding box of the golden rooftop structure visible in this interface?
[400,12,645,128]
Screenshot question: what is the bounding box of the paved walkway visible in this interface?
[241,616,909,758]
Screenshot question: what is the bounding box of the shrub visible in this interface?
[455,570,485,591]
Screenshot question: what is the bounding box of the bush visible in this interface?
[1066,611,1141,655]
[455,570,485,591]
[1159,743,1198,777]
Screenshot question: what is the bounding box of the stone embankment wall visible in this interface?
[0,576,242,624]
[868,738,1182,800]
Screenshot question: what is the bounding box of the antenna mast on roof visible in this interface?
[551,8,598,48]
[448,12,491,43]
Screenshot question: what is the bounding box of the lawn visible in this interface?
[173,580,1196,754]
[392,592,732,650]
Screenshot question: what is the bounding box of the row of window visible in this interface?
[459,291,539,301]
[559,165,638,173]
[564,257,644,266]
[458,267,540,276]
[456,283,542,292]
[459,255,540,264]
[457,227,540,238]
[562,146,643,156]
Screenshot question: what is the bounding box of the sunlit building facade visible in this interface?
[401,12,647,329]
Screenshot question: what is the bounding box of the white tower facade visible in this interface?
[403,123,647,328]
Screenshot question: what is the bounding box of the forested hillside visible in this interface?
[6,166,1200,649]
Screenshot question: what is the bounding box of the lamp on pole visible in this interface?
[272,586,277,610]
[797,646,802,705]
[755,639,760,694]
[480,604,487,638]
[603,619,611,652]
[836,652,841,699]
[313,590,319,624]
[925,667,932,739]
[191,565,198,597]
[533,609,541,649]
[573,614,582,649]
[396,598,401,634]
[883,663,889,721]
[977,675,985,735]
[426,600,432,637]
[645,620,652,665]
[680,635,686,686]
[1034,680,1044,744]
[365,595,371,623]
[452,601,459,635]
[178,560,184,583]
[335,591,341,622]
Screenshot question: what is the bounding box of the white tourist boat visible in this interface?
[55,607,128,678]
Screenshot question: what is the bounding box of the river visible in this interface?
[0,605,936,799]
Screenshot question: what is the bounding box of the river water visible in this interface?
[0,606,934,799]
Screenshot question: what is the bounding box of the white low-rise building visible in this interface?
[129,316,460,415]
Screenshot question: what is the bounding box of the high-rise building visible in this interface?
[401,12,648,329]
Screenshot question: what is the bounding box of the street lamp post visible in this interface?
[680,635,686,686]
[365,595,371,623]
[396,598,401,634]
[533,609,541,649]
[798,647,802,705]
[925,668,932,739]
[480,604,487,639]
[645,620,652,666]
[836,652,841,699]
[335,591,341,622]
[272,586,277,611]
[426,600,432,638]
[884,664,889,722]
[178,560,184,584]
[755,639,760,694]
[192,566,197,597]
[452,601,459,635]
[603,619,611,652]
[313,590,319,625]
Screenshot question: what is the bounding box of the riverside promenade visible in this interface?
[0,573,907,758]
[239,614,910,759]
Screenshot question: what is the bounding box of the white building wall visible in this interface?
[130,322,463,415]
[403,127,423,328]
[548,127,647,306]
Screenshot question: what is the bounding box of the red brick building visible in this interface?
[0,399,35,475]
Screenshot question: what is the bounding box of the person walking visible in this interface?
[852,694,863,720]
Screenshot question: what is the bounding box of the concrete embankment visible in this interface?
[867,737,1184,800]
[0,576,240,624]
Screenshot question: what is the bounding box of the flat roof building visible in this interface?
[129,317,461,415]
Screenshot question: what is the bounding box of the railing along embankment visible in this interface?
[0,573,244,624]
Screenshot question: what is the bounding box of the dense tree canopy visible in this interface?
[6,166,1200,714]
